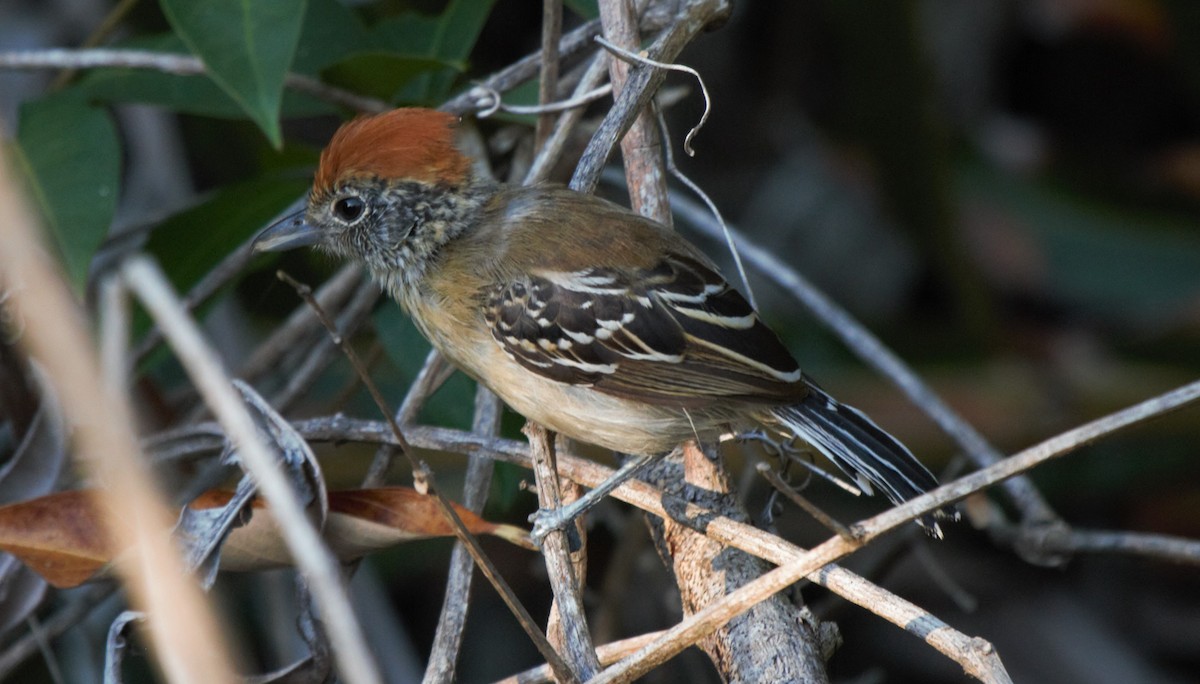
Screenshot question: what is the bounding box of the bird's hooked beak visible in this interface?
[253,208,319,253]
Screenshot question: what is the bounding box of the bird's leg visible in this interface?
[529,450,661,546]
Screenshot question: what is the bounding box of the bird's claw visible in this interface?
[529,507,585,550]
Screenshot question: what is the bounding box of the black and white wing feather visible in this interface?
[483,254,806,407]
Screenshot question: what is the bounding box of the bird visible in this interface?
[253,107,953,538]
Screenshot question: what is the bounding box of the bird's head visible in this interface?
[253,108,479,282]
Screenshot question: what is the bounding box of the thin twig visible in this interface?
[133,231,263,364]
[397,349,456,425]
[270,280,380,412]
[273,271,578,684]
[441,16,624,116]
[242,265,365,380]
[121,256,379,684]
[495,630,666,684]
[756,462,854,540]
[422,386,501,683]
[526,424,600,680]
[1010,521,1200,566]
[472,82,612,118]
[0,49,388,113]
[570,0,731,194]
[597,1,670,224]
[49,0,141,90]
[524,53,612,186]
[595,36,711,157]
[535,0,563,153]
[0,586,118,678]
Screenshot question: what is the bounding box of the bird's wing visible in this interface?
[483,252,807,407]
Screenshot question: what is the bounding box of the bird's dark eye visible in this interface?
[333,196,366,223]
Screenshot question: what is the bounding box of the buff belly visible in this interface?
[448,333,729,454]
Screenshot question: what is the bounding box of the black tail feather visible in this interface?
[771,388,953,536]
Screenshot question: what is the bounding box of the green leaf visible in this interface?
[78,34,332,119]
[564,0,599,19]
[321,52,456,103]
[78,33,328,117]
[13,94,120,291]
[291,0,375,75]
[159,0,307,147]
[374,0,497,103]
[146,174,313,292]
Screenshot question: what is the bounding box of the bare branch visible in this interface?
[534,0,564,152]
[422,386,500,683]
[270,280,380,412]
[0,49,389,113]
[239,265,366,382]
[526,425,599,680]
[598,0,671,223]
[1015,527,1200,566]
[496,631,665,684]
[756,462,854,541]
[570,0,732,194]
[524,54,612,186]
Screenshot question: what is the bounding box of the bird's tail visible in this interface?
[768,388,953,536]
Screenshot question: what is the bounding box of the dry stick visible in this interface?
[273,272,579,684]
[535,0,563,152]
[594,2,825,678]
[120,257,381,684]
[474,82,613,119]
[422,386,501,684]
[756,462,854,541]
[0,49,388,113]
[0,156,237,682]
[134,232,263,364]
[495,630,666,684]
[306,420,995,679]
[1017,527,1200,565]
[669,194,1059,525]
[598,0,671,224]
[667,442,831,682]
[443,17,612,116]
[527,425,602,680]
[524,53,613,185]
[591,380,1200,684]
[241,265,365,381]
[271,280,380,412]
[49,0,140,89]
[0,585,119,679]
[363,348,453,495]
[570,0,731,194]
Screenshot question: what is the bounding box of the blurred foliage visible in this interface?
[11,92,119,291]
